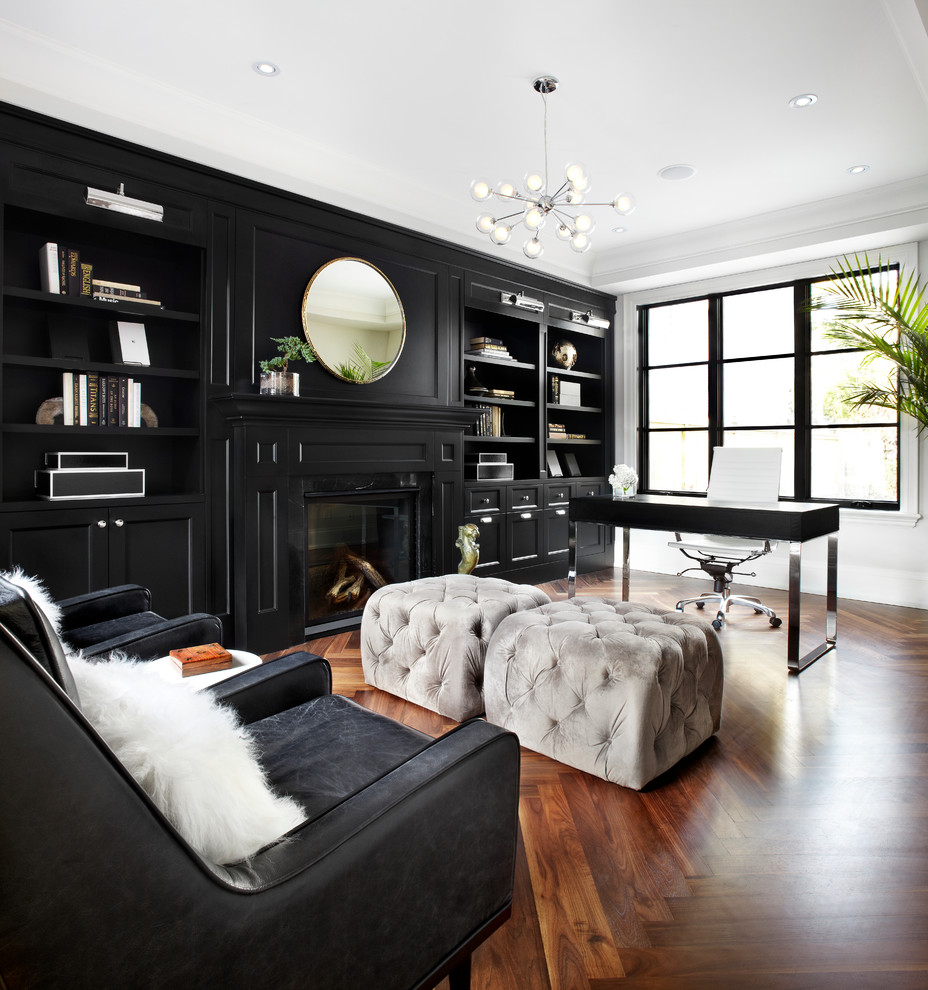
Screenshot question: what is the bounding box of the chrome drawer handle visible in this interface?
[520,512,532,520]
[114,518,124,527]
[481,497,490,505]
[96,519,107,529]
[480,516,493,524]
[556,509,566,516]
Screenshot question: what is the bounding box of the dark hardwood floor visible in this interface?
[289,569,928,989]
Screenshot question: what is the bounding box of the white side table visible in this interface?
[149,649,263,689]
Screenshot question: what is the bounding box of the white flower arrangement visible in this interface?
[608,463,638,495]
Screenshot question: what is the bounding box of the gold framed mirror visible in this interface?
[301,257,406,384]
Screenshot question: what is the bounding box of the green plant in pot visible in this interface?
[258,336,316,396]
[810,253,928,431]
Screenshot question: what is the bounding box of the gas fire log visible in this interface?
[326,545,388,604]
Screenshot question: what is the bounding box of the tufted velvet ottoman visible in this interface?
[360,575,551,721]
[483,598,723,789]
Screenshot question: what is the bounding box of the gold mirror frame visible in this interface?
[301,257,406,384]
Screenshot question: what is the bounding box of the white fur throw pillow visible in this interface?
[1,567,62,635]
[69,655,306,865]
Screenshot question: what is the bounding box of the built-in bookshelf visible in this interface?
[461,273,614,580]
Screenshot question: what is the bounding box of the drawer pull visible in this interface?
[521,494,530,502]
[481,497,491,505]
[114,518,124,528]
[480,516,493,524]
[96,519,107,529]
[520,512,532,520]
[556,509,566,516]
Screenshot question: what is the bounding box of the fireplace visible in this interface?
[305,487,418,631]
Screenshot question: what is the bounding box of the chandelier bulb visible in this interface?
[566,187,584,206]
[565,161,587,186]
[523,237,544,260]
[476,214,496,234]
[524,170,545,194]
[524,205,546,230]
[612,192,636,215]
[556,224,572,241]
[569,231,591,254]
[470,179,493,202]
[573,213,595,234]
[490,223,512,245]
[497,180,518,200]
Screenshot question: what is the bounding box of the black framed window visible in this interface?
[638,265,900,508]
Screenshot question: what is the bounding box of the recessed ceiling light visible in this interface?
[788,93,817,109]
[847,164,870,175]
[658,164,697,181]
[253,61,280,76]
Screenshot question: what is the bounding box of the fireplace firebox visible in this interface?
[305,488,418,630]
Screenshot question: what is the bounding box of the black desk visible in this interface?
[568,494,839,672]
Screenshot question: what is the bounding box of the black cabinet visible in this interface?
[0,501,206,616]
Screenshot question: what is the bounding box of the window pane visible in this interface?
[648,431,709,492]
[722,430,795,497]
[811,427,898,501]
[811,351,898,425]
[723,358,794,426]
[647,300,708,366]
[723,287,795,359]
[649,366,708,428]
[810,269,898,351]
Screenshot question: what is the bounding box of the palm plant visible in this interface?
[336,341,391,383]
[811,253,928,432]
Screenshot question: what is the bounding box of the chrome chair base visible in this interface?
[676,590,782,631]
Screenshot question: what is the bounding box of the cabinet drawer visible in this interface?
[544,482,571,506]
[467,487,503,514]
[509,484,540,510]
[507,508,543,565]
[572,480,607,499]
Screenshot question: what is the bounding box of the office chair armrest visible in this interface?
[58,584,152,631]
[205,651,332,724]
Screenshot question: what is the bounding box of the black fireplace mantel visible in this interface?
[214,393,479,431]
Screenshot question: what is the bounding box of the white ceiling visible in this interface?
[2,0,928,295]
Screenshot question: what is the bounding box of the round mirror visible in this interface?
[301,258,406,384]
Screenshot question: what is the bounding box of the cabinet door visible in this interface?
[108,503,206,616]
[544,506,570,558]
[0,508,109,600]
[507,509,542,566]
[471,513,504,572]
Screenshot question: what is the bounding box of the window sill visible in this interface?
[839,507,922,528]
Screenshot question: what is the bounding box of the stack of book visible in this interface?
[548,422,567,439]
[466,336,513,360]
[62,371,143,427]
[38,242,162,307]
[485,388,515,399]
[473,404,505,437]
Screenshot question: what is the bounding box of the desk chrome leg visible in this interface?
[567,520,577,598]
[788,532,839,673]
[622,526,630,601]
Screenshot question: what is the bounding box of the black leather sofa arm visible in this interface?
[77,612,224,661]
[206,651,332,724]
[58,584,152,630]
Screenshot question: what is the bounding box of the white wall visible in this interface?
[612,239,928,609]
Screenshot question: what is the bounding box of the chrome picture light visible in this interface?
[85,183,164,222]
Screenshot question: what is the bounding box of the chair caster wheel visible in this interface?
[770,616,782,628]
[712,618,723,631]
[695,601,705,610]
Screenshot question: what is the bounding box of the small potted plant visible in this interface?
[258,336,316,396]
[609,463,638,498]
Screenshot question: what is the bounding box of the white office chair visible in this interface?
[671,447,784,631]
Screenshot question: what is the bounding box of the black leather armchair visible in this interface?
[0,576,521,990]
[57,582,223,660]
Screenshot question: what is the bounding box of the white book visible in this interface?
[39,242,59,294]
[62,372,73,426]
[78,374,88,426]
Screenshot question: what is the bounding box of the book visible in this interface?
[169,642,233,677]
[86,373,100,426]
[486,388,515,398]
[92,278,142,292]
[79,263,93,297]
[465,347,513,360]
[92,292,162,307]
[62,372,74,426]
[66,248,81,296]
[469,336,505,347]
[39,243,59,294]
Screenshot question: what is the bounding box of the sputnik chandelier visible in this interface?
[471,75,635,260]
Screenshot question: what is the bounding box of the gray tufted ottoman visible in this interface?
[484,598,723,789]
[360,575,551,721]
